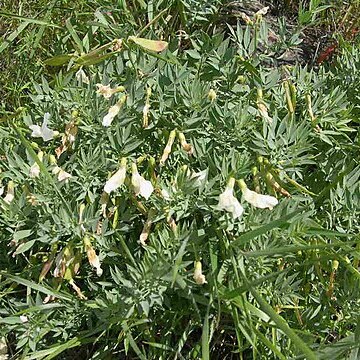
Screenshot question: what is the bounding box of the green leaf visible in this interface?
[1,272,73,301]
[13,229,32,241]
[0,11,61,27]
[231,209,302,247]
[14,240,35,255]
[44,54,75,66]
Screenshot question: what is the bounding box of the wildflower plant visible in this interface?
[0,3,359,359]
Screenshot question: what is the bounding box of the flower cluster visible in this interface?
[218,177,278,219]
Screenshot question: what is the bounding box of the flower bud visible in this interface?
[208,88,217,102]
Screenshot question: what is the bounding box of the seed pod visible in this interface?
[266,172,291,197]
[283,80,295,114]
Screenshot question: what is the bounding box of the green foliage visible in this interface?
[1,1,360,359]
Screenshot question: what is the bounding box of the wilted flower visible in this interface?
[218,178,244,219]
[3,181,15,204]
[178,132,194,155]
[29,151,43,178]
[111,38,123,51]
[83,235,103,276]
[69,279,87,300]
[96,84,125,100]
[29,113,59,141]
[138,209,156,246]
[52,166,72,183]
[193,261,207,285]
[255,6,269,18]
[208,88,217,102]
[238,179,278,210]
[239,12,253,25]
[55,118,78,158]
[131,163,154,200]
[102,95,126,127]
[142,103,150,128]
[257,102,272,123]
[104,157,127,194]
[160,130,176,166]
[75,68,89,84]
[96,84,115,99]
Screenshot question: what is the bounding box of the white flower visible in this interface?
[193,261,207,285]
[52,166,72,183]
[102,95,126,127]
[239,179,278,210]
[161,188,171,201]
[104,158,127,194]
[75,68,90,84]
[29,162,40,178]
[191,169,208,188]
[29,113,58,141]
[131,163,153,200]
[0,187,4,196]
[20,315,28,323]
[218,178,244,219]
[29,151,43,178]
[3,181,15,204]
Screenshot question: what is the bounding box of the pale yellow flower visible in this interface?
[160,130,176,165]
[131,163,153,200]
[29,151,43,179]
[208,88,217,102]
[193,261,207,285]
[3,181,15,204]
[102,95,126,127]
[20,315,28,323]
[52,166,72,183]
[104,158,127,194]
